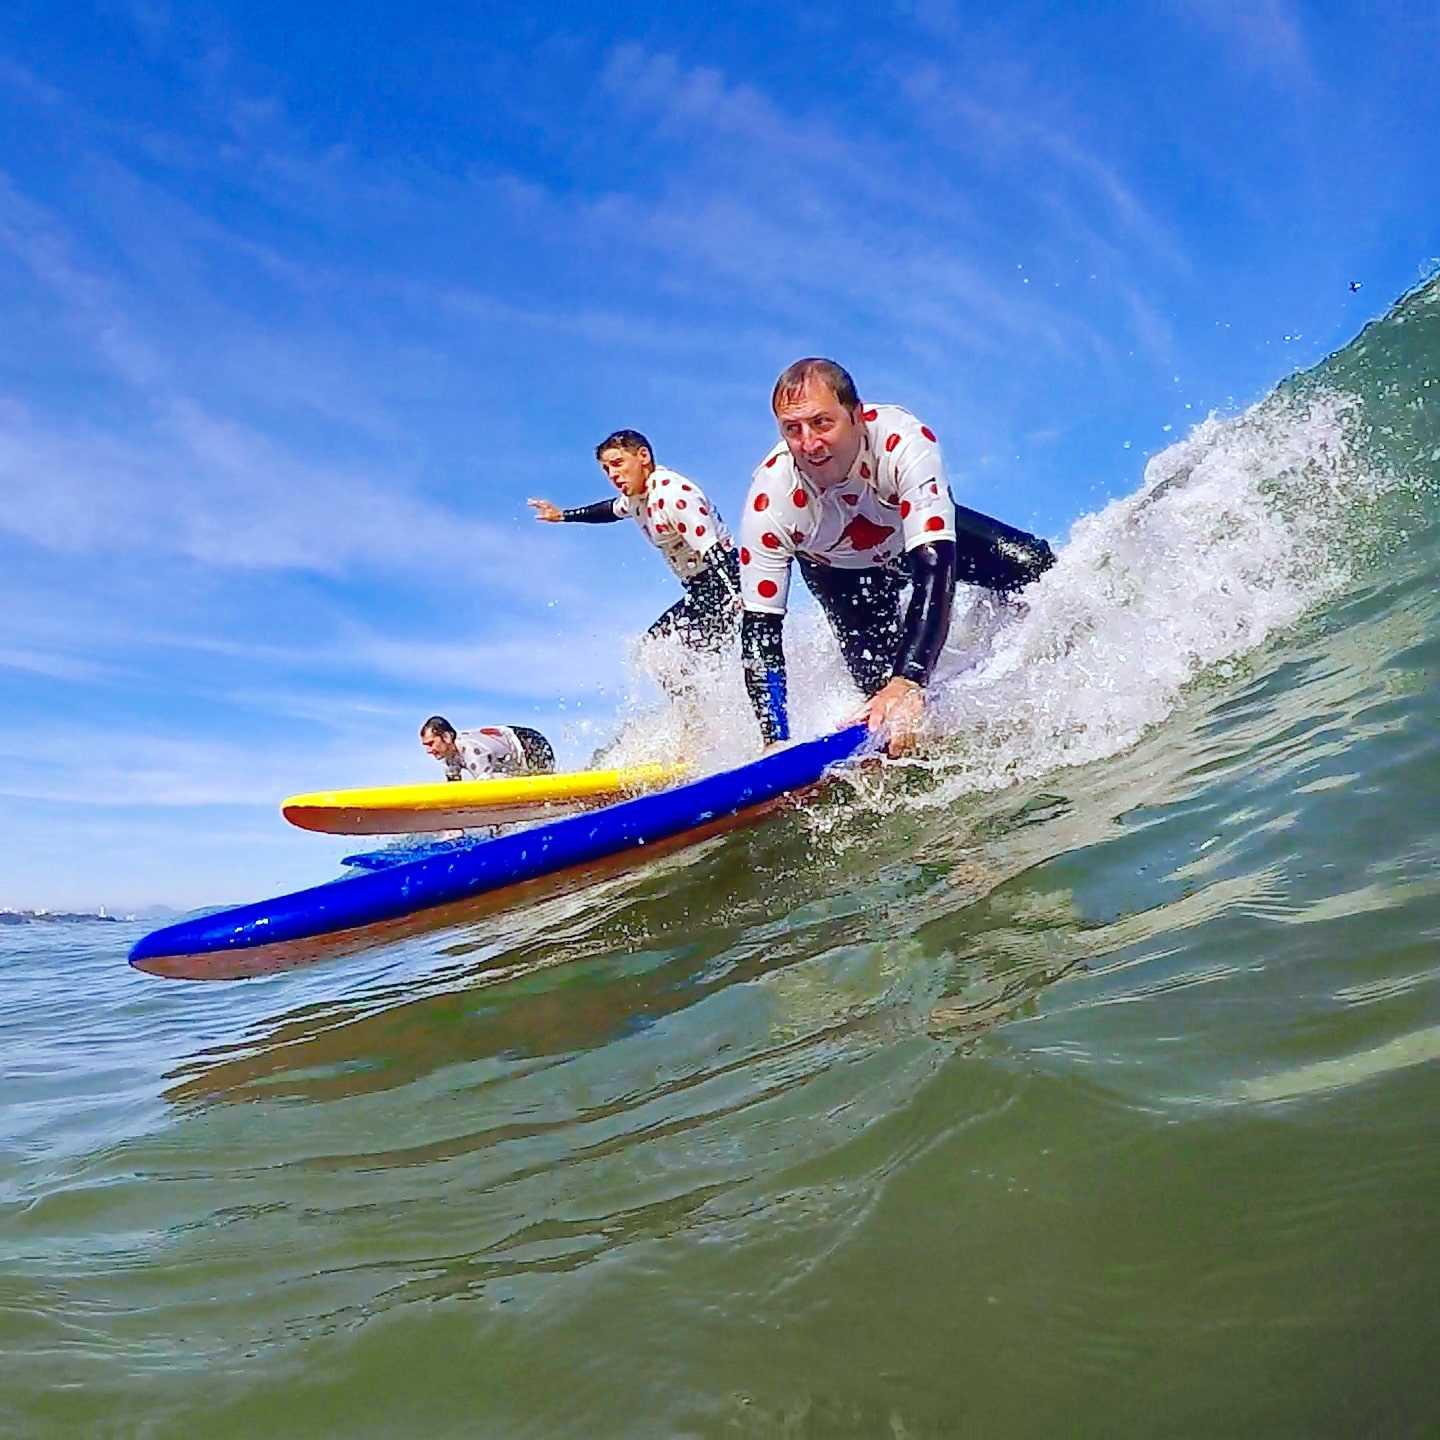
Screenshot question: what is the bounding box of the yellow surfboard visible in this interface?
[281,763,690,835]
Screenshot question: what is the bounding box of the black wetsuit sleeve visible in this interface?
[562,499,624,523]
[741,610,790,744]
[893,540,956,687]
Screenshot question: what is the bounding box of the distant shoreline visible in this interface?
[1,909,123,925]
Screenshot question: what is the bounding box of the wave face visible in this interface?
[4,280,1440,1435]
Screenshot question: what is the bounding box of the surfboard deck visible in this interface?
[131,727,872,980]
[281,761,689,835]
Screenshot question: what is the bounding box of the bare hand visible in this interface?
[528,498,562,523]
[852,676,925,757]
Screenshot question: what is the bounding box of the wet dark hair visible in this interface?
[420,715,457,741]
[595,429,653,461]
[771,358,860,413]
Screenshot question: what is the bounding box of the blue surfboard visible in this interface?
[130,725,872,978]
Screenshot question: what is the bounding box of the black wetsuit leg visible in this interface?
[509,726,556,773]
[796,559,908,697]
[953,506,1055,593]
[646,547,742,654]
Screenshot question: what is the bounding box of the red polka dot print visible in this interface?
[860,463,871,479]
[885,433,901,453]
[761,531,781,549]
[920,426,937,442]
[757,579,779,599]
[678,523,687,533]
[695,525,705,537]
[676,499,687,509]
[925,515,945,532]
[740,547,751,564]
[862,408,877,421]
[764,453,780,468]
[754,493,770,512]
[901,501,912,518]
[792,489,807,507]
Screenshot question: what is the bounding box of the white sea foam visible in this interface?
[920,387,1387,788]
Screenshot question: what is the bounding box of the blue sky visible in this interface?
[2,0,1436,911]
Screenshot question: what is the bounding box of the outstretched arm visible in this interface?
[741,610,789,745]
[528,497,624,523]
[853,540,956,755]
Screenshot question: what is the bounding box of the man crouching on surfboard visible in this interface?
[739,358,1054,758]
[420,716,556,780]
[529,430,742,657]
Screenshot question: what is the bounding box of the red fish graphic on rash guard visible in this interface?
[839,514,896,551]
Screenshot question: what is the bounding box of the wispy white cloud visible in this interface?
[0,393,554,586]
[1115,283,1178,367]
[898,66,1191,281]
[598,42,983,236]
[124,1,174,53]
[0,719,415,808]
[0,542,652,711]
[478,46,1108,384]
[1176,0,1315,86]
[421,277,795,364]
[350,629,632,702]
[0,646,120,684]
[0,175,575,594]
[0,55,65,107]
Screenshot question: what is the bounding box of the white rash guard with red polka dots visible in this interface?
[612,467,732,583]
[444,727,529,781]
[738,406,956,615]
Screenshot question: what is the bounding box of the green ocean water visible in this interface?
[4,280,1439,1437]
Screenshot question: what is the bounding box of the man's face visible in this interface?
[598,446,652,497]
[774,377,866,484]
[421,729,457,762]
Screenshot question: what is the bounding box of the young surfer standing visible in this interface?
[529,430,741,656]
[419,716,556,779]
[738,358,1055,757]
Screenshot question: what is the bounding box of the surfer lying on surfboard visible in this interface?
[528,429,742,657]
[740,358,1055,758]
[419,716,556,780]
